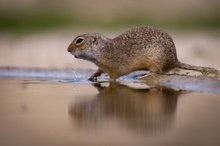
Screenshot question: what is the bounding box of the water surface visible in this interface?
[0,77,220,146]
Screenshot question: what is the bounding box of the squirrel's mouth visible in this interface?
[73,54,79,58]
[68,50,77,58]
[72,52,81,59]
[72,52,95,61]
[74,55,80,59]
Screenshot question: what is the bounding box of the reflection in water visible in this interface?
[69,82,182,134]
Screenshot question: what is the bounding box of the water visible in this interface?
[0,74,220,146]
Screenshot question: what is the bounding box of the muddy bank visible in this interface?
[139,73,220,93]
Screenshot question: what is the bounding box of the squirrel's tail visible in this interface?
[177,61,219,75]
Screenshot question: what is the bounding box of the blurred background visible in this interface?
[1,0,220,32]
[0,0,220,70]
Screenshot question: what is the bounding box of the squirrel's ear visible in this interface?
[91,36,98,45]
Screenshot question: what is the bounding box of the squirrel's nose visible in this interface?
[67,46,71,52]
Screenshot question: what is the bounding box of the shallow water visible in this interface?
[0,76,220,146]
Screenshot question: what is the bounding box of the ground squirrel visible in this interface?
[67,26,219,81]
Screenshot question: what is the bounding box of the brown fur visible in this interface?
[67,26,219,81]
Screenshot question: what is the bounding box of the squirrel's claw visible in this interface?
[88,69,104,81]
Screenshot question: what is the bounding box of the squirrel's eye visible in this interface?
[75,38,84,45]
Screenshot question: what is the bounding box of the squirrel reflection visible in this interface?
[69,82,183,134]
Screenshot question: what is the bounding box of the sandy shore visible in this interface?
[0,30,220,70]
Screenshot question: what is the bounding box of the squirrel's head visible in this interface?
[68,33,110,61]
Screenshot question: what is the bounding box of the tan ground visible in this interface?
[0,29,220,71]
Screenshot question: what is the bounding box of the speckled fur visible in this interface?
[68,26,219,81]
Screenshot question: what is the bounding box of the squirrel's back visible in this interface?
[111,26,179,72]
